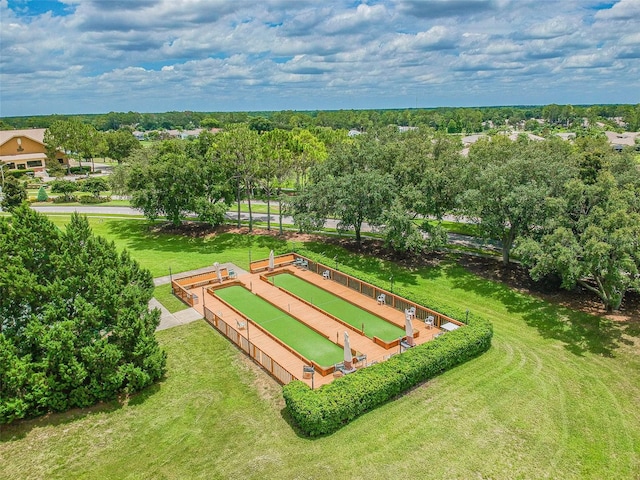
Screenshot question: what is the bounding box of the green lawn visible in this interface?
[45,215,288,277]
[272,273,405,341]
[215,285,344,367]
[1,217,639,478]
[153,283,189,313]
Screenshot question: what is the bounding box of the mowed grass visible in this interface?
[272,273,405,341]
[215,285,344,367]
[153,283,189,313]
[2,216,639,479]
[45,215,287,277]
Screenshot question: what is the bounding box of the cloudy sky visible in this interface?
[1,0,639,116]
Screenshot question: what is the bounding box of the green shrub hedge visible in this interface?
[79,195,111,204]
[52,195,78,203]
[7,170,29,179]
[282,249,493,436]
[69,166,92,174]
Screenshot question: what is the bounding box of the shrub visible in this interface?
[79,195,111,204]
[36,186,49,202]
[69,166,92,175]
[7,170,28,179]
[53,195,78,203]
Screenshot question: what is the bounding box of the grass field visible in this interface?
[45,215,287,277]
[272,273,405,341]
[153,283,189,313]
[1,217,639,478]
[215,285,344,367]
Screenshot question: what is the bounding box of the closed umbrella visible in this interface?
[405,314,415,346]
[344,331,353,370]
[269,250,275,271]
[214,262,222,283]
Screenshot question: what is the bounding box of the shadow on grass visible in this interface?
[0,401,123,443]
[104,221,288,256]
[0,380,164,443]
[301,242,422,288]
[447,265,625,357]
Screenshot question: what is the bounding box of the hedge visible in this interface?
[69,166,92,174]
[281,249,493,436]
[79,196,111,204]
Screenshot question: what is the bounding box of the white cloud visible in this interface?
[0,0,638,115]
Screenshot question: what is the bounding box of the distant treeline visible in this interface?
[2,104,639,133]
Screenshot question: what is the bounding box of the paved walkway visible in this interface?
[152,263,247,330]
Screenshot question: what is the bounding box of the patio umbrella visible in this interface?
[344,331,353,370]
[214,262,222,283]
[269,250,275,271]
[405,314,415,346]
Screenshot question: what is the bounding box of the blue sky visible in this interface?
[1,0,639,116]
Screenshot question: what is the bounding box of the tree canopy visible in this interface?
[0,208,166,423]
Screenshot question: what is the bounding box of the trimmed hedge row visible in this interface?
[282,249,493,436]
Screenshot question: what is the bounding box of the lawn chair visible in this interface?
[293,258,303,267]
[228,269,236,279]
[300,260,308,269]
[425,315,434,329]
[236,319,246,330]
[377,293,386,305]
[407,306,416,319]
[322,270,331,280]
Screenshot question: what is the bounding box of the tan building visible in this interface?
[0,128,68,173]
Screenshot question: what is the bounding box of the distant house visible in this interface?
[604,131,640,151]
[0,128,68,173]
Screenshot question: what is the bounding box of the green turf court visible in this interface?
[214,285,344,367]
[272,273,405,342]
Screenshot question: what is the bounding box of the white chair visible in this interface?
[425,316,434,329]
[377,293,386,305]
[236,319,246,330]
[408,307,416,319]
[322,270,330,280]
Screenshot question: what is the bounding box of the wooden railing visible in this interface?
[203,306,295,385]
[174,269,228,289]
[250,254,296,273]
[294,254,464,329]
[171,281,194,306]
[259,270,418,349]
[206,283,339,377]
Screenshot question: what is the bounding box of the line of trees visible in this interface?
[3,103,639,133]
[111,122,639,311]
[291,128,640,312]
[113,125,333,233]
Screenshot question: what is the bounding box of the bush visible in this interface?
[281,248,493,436]
[7,170,28,179]
[69,166,91,175]
[36,186,49,202]
[79,195,111,204]
[53,195,78,203]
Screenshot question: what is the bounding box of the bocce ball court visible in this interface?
[173,253,464,388]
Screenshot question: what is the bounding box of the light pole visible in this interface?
[303,365,315,389]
